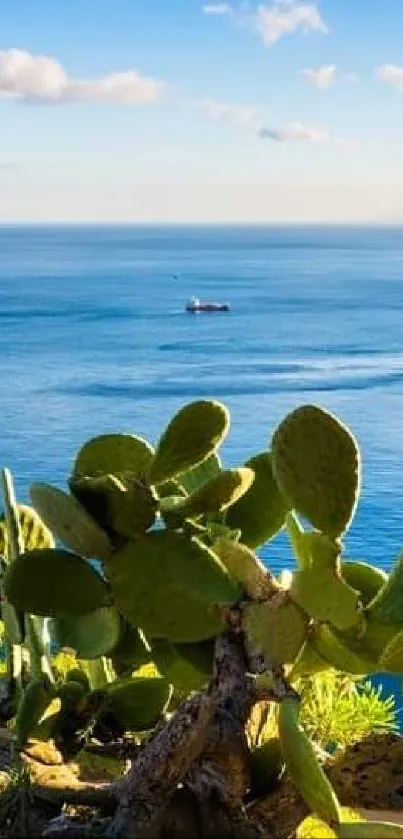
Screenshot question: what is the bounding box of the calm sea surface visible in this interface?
[2,223,403,710]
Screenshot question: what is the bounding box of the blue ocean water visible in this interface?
[2,223,403,574]
[2,222,403,715]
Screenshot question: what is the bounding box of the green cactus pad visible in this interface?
[105,676,172,731]
[149,400,230,485]
[4,548,110,617]
[366,551,403,624]
[70,474,157,539]
[290,533,361,631]
[181,468,254,519]
[110,623,152,675]
[379,629,403,673]
[179,453,221,495]
[226,452,288,548]
[30,484,112,561]
[313,625,379,675]
[213,537,277,600]
[289,638,331,680]
[152,639,211,694]
[72,433,155,479]
[50,607,121,659]
[15,676,55,749]
[271,404,360,537]
[244,596,308,666]
[0,503,54,556]
[173,639,214,676]
[106,530,241,642]
[341,561,387,607]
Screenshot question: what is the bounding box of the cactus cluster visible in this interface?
[1,399,403,836]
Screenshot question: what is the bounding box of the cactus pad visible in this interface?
[167,468,254,522]
[366,551,403,624]
[106,530,241,642]
[4,548,110,617]
[30,484,112,560]
[244,596,308,666]
[271,404,360,537]
[149,399,230,485]
[213,537,277,600]
[226,452,288,548]
[110,623,151,675]
[289,638,331,679]
[105,676,172,731]
[290,533,361,631]
[151,639,211,694]
[70,473,157,539]
[379,629,403,673]
[313,625,379,675]
[178,453,221,495]
[341,561,387,607]
[0,504,54,556]
[51,607,121,659]
[72,433,155,479]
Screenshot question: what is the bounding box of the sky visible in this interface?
[1,0,403,222]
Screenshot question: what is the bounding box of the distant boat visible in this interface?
[185,297,230,313]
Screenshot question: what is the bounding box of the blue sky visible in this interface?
[0,0,402,222]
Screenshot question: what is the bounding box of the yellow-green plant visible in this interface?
[2,400,403,837]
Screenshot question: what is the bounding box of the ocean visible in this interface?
[2,222,403,712]
[2,223,403,573]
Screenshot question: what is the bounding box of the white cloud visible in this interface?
[376,64,403,88]
[203,3,233,13]
[0,49,164,104]
[254,1,328,46]
[193,97,259,125]
[259,121,330,141]
[205,1,328,47]
[302,64,337,88]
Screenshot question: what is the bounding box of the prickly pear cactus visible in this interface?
[244,595,308,666]
[110,623,152,675]
[290,532,362,631]
[178,453,221,495]
[30,484,112,560]
[151,639,212,695]
[50,607,122,659]
[70,473,158,539]
[271,405,361,538]
[72,433,155,480]
[0,503,54,555]
[341,560,387,607]
[366,550,403,624]
[4,548,111,617]
[104,676,172,731]
[172,467,254,521]
[149,399,230,485]
[226,452,288,548]
[105,530,241,642]
[213,537,277,600]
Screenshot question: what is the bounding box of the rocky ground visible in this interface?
[0,730,402,837]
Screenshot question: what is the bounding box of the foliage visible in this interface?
[299,671,396,751]
[1,399,403,836]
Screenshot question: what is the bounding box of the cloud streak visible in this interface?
[302,64,337,88]
[259,122,330,141]
[302,65,359,88]
[0,49,164,104]
[204,1,328,46]
[203,3,233,14]
[376,64,403,88]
